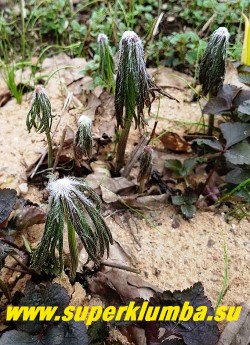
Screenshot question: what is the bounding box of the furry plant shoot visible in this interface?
[0,1,250,344]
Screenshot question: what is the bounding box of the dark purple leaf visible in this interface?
[0,188,17,228]
[220,123,250,148]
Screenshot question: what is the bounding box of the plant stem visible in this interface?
[66,215,78,281]
[208,114,214,136]
[207,91,214,135]
[46,131,53,169]
[115,118,132,173]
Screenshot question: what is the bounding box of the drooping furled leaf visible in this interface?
[147,282,219,345]
[0,321,88,345]
[226,167,250,184]
[225,140,250,165]
[0,188,17,228]
[16,282,70,334]
[220,122,250,148]
[194,139,223,151]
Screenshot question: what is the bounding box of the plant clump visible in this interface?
[31,176,113,279]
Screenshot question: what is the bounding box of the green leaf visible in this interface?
[0,330,40,345]
[184,193,198,205]
[220,123,250,148]
[171,195,185,206]
[182,158,198,176]
[165,159,183,175]
[180,204,196,219]
[224,140,250,165]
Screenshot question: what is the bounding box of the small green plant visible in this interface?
[97,33,115,93]
[73,115,93,166]
[31,176,113,280]
[26,86,53,169]
[199,27,230,135]
[137,145,153,193]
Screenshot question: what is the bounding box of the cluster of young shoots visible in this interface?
[26,23,248,276]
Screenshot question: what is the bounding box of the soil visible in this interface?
[0,54,249,339]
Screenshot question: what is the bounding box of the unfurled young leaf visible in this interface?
[165,158,198,178]
[73,115,93,164]
[199,27,230,96]
[31,176,113,279]
[171,191,198,219]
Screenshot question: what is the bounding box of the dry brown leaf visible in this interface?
[159,131,192,152]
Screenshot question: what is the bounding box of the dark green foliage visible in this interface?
[172,191,198,219]
[165,158,198,178]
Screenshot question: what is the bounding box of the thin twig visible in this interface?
[0,238,29,254]
[52,127,67,173]
[4,265,30,275]
[101,261,140,274]
[147,120,158,145]
[122,135,148,178]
